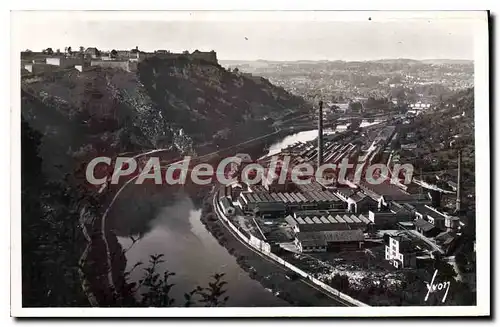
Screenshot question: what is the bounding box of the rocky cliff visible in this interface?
[20,56,309,306]
[22,56,308,179]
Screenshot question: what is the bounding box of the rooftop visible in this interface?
[406,203,448,219]
[413,218,438,232]
[240,190,340,205]
[297,230,365,245]
[359,180,416,202]
[254,202,286,212]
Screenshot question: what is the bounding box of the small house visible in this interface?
[385,234,417,269]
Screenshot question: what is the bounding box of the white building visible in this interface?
[45,57,83,68]
[385,234,417,269]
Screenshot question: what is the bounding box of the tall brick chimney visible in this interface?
[317,100,324,167]
[456,149,462,213]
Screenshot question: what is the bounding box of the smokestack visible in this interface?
[317,100,324,167]
[456,150,462,213]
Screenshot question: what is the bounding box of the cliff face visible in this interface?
[137,56,307,146]
[21,56,307,177]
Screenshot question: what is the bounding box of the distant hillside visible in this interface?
[420,59,473,65]
[220,58,473,66]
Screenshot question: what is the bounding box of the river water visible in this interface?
[266,120,381,157]
[109,119,380,307]
[109,184,285,306]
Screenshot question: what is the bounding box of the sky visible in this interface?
[12,11,485,61]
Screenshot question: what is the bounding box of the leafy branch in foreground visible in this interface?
[138,254,176,307]
[194,273,229,307]
[129,253,229,307]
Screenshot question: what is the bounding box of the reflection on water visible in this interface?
[266,120,381,157]
[110,186,285,306]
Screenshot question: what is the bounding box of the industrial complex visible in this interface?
[214,100,472,305]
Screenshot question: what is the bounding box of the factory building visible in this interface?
[406,203,459,231]
[253,203,287,219]
[334,188,378,213]
[295,230,365,253]
[367,205,413,229]
[285,213,370,233]
[237,187,345,215]
[413,219,441,237]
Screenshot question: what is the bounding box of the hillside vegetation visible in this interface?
[22,57,307,178]
[21,56,308,306]
[398,88,475,211]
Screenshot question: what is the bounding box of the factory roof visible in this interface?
[241,190,343,206]
[320,216,330,224]
[294,210,345,218]
[286,213,368,232]
[349,192,368,203]
[349,215,362,223]
[358,214,371,224]
[341,215,355,223]
[359,180,415,202]
[407,203,448,219]
[254,202,287,212]
[435,231,457,246]
[297,230,365,246]
[336,187,357,199]
[304,217,314,224]
[413,219,438,232]
[335,215,347,223]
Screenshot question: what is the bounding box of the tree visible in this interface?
[56,49,61,54]
[194,273,229,307]
[130,254,230,307]
[43,48,54,55]
[79,46,85,53]
[110,49,118,59]
[67,46,72,55]
[138,254,176,307]
[21,116,88,307]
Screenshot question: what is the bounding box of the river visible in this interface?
[266,120,381,157]
[108,183,286,306]
[108,119,380,307]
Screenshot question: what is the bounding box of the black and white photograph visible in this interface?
[10,10,490,317]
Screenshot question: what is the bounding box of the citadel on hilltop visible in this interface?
[21,46,218,75]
